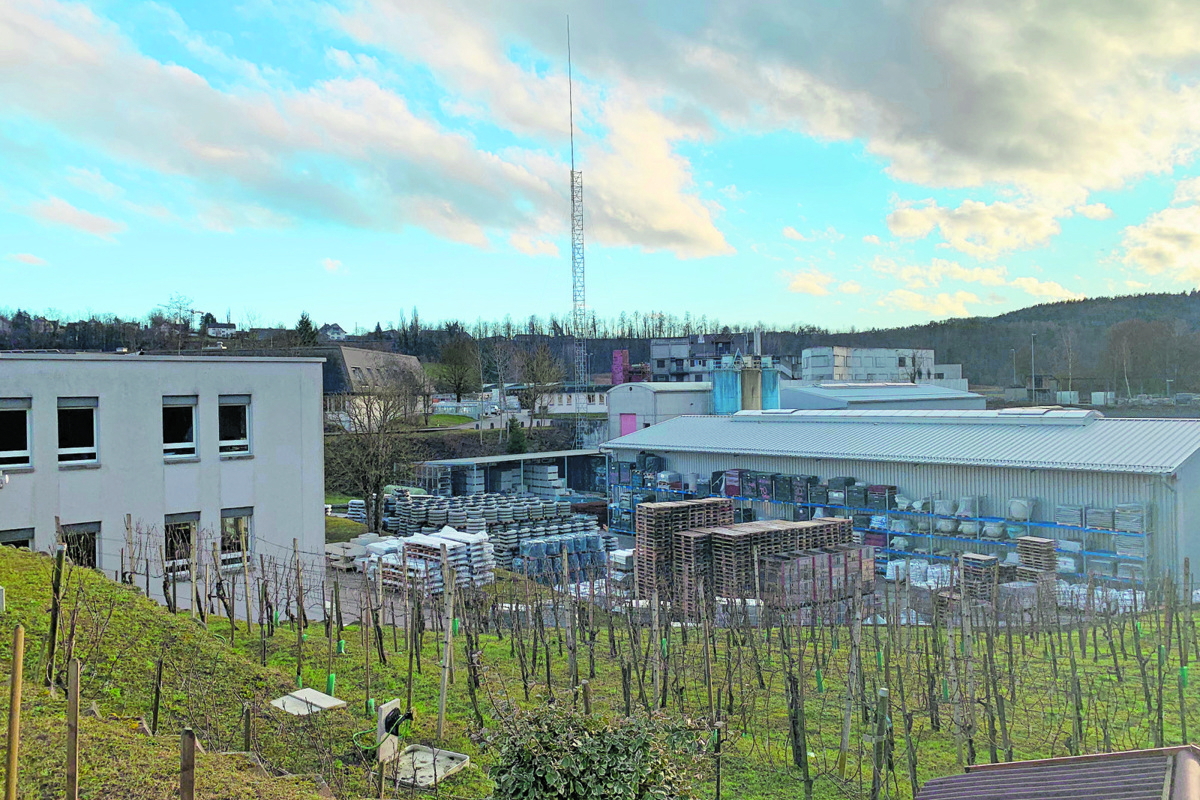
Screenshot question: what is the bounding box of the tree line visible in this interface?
[9,290,1200,395]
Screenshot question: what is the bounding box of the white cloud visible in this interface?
[871,256,1008,289]
[322,257,343,273]
[326,48,380,75]
[24,197,125,239]
[5,253,45,265]
[1074,203,1114,220]
[719,184,746,201]
[1121,204,1200,282]
[510,233,559,257]
[862,234,881,245]
[887,199,1061,259]
[880,289,980,318]
[0,1,728,258]
[1009,276,1083,301]
[1174,177,1200,205]
[66,166,121,199]
[839,280,862,294]
[782,267,836,296]
[783,225,842,243]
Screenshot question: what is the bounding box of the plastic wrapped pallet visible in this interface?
[1007,497,1034,521]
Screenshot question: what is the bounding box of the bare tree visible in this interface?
[519,344,564,427]
[325,363,425,530]
[439,337,481,402]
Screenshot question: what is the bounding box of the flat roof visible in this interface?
[603,408,1200,474]
[782,382,981,401]
[0,352,324,363]
[423,449,602,467]
[607,382,713,393]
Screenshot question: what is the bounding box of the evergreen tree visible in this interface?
[295,312,318,346]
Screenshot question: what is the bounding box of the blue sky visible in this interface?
[4,0,1200,332]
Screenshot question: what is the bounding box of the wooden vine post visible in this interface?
[6,625,25,800]
[66,658,80,800]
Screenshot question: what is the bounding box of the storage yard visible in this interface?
[604,408,1200,587]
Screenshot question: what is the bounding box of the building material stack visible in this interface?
[1016,536,1056,580]
[761,542,875,609]
[960,552,998,602]
[704,517,853,601]
[634,498,734,599]
[673,530,713,618]
[526,464,569,500]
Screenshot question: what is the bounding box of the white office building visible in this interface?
[800,346,968,390]
[0,353,325,611]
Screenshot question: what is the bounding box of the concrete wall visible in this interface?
[0,354,325,612]
[605,384,713,442]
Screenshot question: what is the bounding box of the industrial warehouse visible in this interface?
[603,408,1200,590]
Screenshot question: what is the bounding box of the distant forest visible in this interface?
[6,290,1200,396]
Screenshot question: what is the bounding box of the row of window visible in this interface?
[552,393,605,405]
[0,395,250,469]
[0,509,253,572]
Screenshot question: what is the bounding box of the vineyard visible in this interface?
[1,544,1199,799]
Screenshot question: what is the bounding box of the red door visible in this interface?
[619,413,637,436]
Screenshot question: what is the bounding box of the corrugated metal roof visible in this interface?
[917,747,1200,800]
[607,382,712,393]
[602,409,1200,474]
[422,449,601,467]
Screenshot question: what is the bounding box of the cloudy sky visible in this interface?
[3,0,1200,331]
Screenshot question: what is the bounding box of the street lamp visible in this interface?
[1031,332,1037,405]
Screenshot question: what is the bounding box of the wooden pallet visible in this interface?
[1016,536,1057,572]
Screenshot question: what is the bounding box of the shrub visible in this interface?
[491,706,694,800]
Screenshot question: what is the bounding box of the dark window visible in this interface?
[164,520,196,574]
[0,528,33,549]
[163,406,196,457]
[655,359,665,368]
[0,409,30,467]
[58,408,97,462]
[219,404,249,454]
[60,522,99,569]
[898,356,906,367]
[220,511,252,567]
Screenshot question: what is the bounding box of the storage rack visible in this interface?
[609,481,1149,584]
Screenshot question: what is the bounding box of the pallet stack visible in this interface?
[704,518,853,600]
[673,530,714,618]
[761,542,875,608]
[1016,536,1056,580]
[634,498,733,598]
[960,552,998,602]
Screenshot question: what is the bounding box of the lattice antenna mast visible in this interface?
[568,17,588,448]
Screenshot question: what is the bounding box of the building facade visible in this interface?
[649,333,760,383]
[0,353,326,610]
[800,346,968,390]
[606,382,714,440]
[603,409,1200,580]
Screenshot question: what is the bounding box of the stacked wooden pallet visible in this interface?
[960,552,998,602]
[703,518,853,600]
[673,529,713,618]
[1016,536,1056,581]
[634,498,733,598]
[761,542,875,608]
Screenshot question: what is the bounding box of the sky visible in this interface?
[4,0,1200,332]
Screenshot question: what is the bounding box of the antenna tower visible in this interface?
[567,17,588,448]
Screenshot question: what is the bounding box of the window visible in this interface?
[566,395,573,405]
[164,512,199,576]
[586,394,595,404]
[695,375,704,382]
[935,372,945,380]
[219,395,250,454]
[0,399,31,468]
[163,396,197,458]
[57,398,98,464]
[220,508,252,568]
[656,359,666,368]
[0,528,33,549]
[898,356,907,367]
[59,521,99,569]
